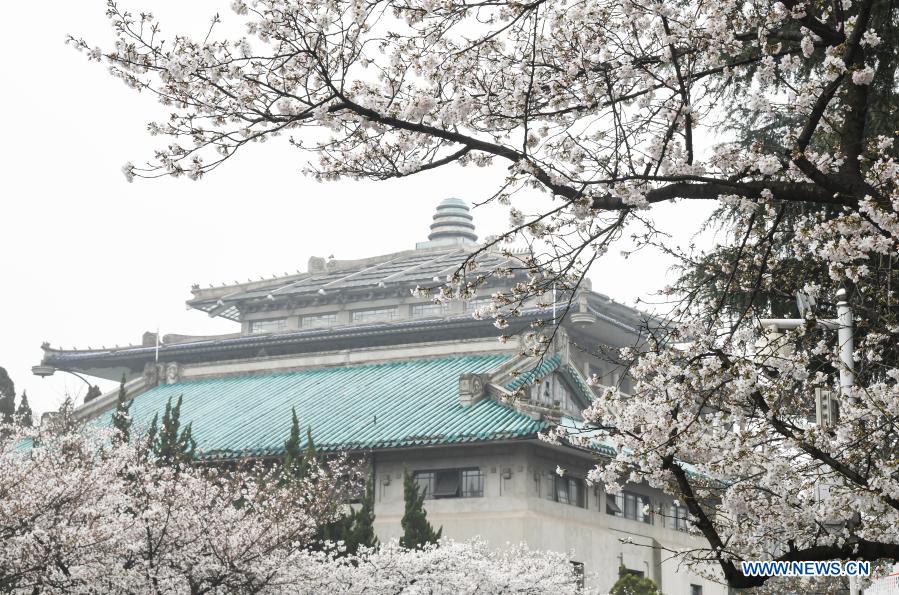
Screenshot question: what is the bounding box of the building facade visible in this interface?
[36,198,727,594]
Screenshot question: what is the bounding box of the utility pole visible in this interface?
[758,288,858,595]
[758,288,854,401]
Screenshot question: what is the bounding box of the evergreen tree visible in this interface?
[346,473,379,554]
[281,407,305,482]
[0,367,15,424]
[16,392,33,428]
[149,395,195,468]
[111,374,131,444]
[301,427,316,478]
[399,467,441,549]
[608,565,660,595]
[313,472,379,556]
[83,384,102,403]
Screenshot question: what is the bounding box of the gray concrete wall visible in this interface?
[370,445,727,594]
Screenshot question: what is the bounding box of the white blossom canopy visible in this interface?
[71,0,899,587]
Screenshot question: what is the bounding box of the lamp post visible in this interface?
[31,365,101,405]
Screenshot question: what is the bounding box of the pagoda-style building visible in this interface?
[35,198,725,594]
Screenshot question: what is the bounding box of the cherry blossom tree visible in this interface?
[70,0,898,587]
[0,417,354,593]
[0,420,581,593]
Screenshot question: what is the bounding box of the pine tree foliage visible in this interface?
[608,565,660,595]
[346,474,379,554]
[15,392,32,429]
[84,385,102,404]
[111,374,132,445]
[281,407,308,483]
[147,395,195,468]
[0,367,14,425]
[400,467,441,549]
[317,472,380,556]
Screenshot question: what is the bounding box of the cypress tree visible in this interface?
[281,407,304,482]
[150,395,195,467]
[399,467,441,549]
[0,367,15,424]
[300,427,316,478]
[16,392,33,428]
[111,374,132,444]
[346,473,379,554]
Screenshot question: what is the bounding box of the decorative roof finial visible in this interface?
[417,198,478,248]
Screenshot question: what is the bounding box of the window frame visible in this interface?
[412,468,484,499]
[351,306,398,324]
[606,490,652,524]
[248,318,288,334]
[411,301,450,318]
[551,475,587,508]
[300,312,338,329]
[670,502,690,532]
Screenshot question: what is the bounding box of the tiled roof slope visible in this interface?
[188,248,523,321]
[103,355,548,460]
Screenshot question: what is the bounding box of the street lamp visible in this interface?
[31,365,100,404]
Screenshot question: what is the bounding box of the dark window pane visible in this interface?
[556,477,570,504]
[461,469,483,497]
[433,470,460,498]
[638,495,652,524]
[606,493,622,516]
[413,472,434,499]
[625,493,636,520]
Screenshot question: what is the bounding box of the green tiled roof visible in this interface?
[505,355,594,403]
[108,355,548,460]
[505,354,562,391]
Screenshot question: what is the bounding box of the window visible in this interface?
[531,375,572,408]
[670,502,689,532]
[464,297,495,312]
[411,302,450,318]
[625,569,644,579]
[461,469,484,498]
[606,491,652,523]
[301,312,338,329]
[351,307,397,323]
[690,585,703,595]
[570,562,585,589]
[248,318,288,334]
[552,476,586,508]
[413,469,483,499]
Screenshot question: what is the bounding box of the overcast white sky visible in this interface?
[0,1,715,416]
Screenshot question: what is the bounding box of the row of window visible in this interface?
[247,301,467,333]
[544,477,690,532]
[404,468,690,533]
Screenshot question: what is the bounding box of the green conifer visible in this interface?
[111,374,132,444]
[399,467,441,549]
[609,565,660,595]
[0,367,15,424]
[346,473,379,554]
[150,395,195,467]
[281,407,304,482]
[16,392,33,428]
